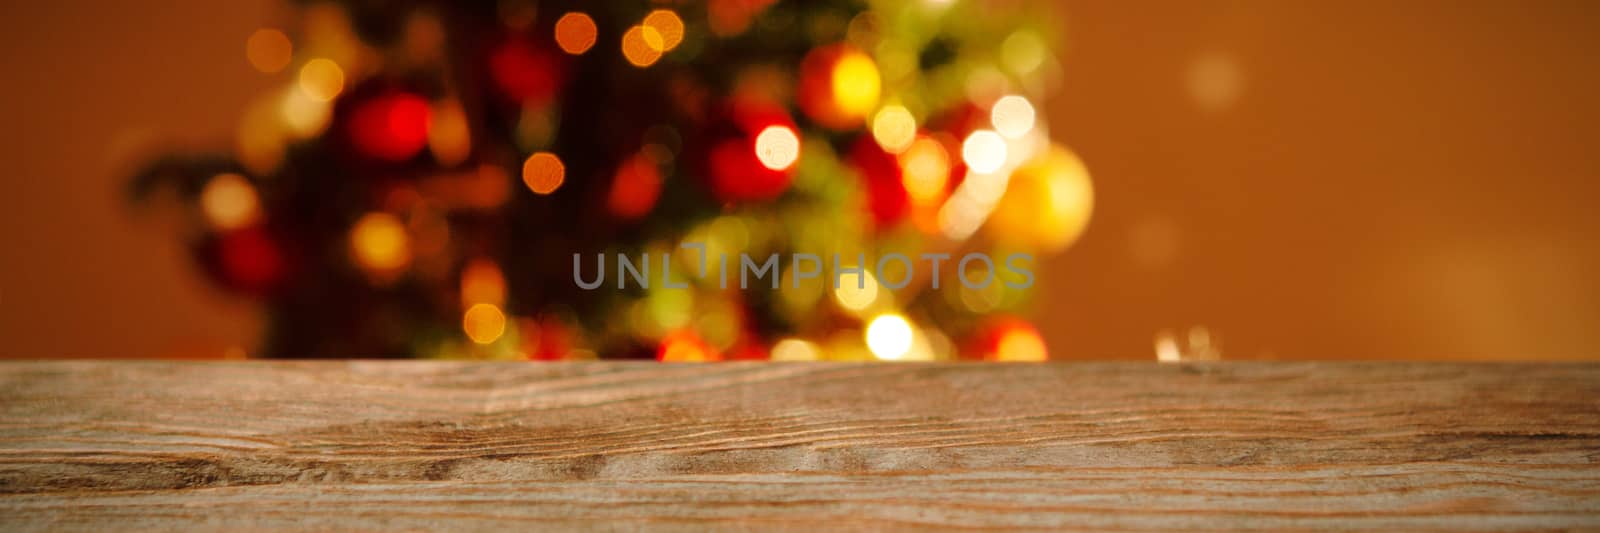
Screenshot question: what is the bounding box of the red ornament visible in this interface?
[849,136,910,228]
[347,92,432,162]
[490,39,561,105]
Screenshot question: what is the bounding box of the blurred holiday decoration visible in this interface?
[128,0,1090,360]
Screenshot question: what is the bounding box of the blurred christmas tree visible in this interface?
[129,0,1092,361]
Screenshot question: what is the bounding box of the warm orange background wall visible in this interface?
[2,1,1597,359]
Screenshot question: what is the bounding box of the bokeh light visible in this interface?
[962,130,1008,174]
[279,86,331,139]
[460,258,505,307]
[642,10,685,52]
[463,303,507,344]
[350,212,412,275]
[200,173,261,231]
[427,99,471,167]
[865,314,914,360]
[297,58,345,102]
[871,105,916,153]
[246,29,293,74]
[621,25,665,67]
[608,151,663,220]
[554,12,598,55]
[521,152,565,195]
[990,95,1036,139]
[831,50,881,122]
[900,136,951,203]
[658,330,718,362]
[987,144,1094,252]
[1188,51,1243,113]
[1000,30,1047,75]
[348,92,432,162]
[994,322,1047,361]
[754,125,800,171]
[833,268,882,314]
[771,338,822,361]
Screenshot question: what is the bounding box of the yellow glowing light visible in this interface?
[865,314,914,361]
[871,105,916,154]
[996,326,1048,362]
[246,29,293,74]
[521,152,565,195]
[460,258,506,307]
[901,136,950,203]
[642,10,685,52]
[463,303,507,345]
[298,58,345,102]
[832,269,881,313]
[279,86,332,139]
[554,12,597,55]
[350,212,412,274]
[962,130,1008,174]
[621,25,664,67]
[771,338,821,361]
[753,125,800,171]
[831,50,881,121]
[990,95,1036,139]
[428,100,471,167]
[200,173,261,231]
[987,145,1094,252]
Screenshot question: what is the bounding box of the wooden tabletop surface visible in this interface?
[1,361,1596,531]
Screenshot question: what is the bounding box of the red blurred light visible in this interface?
[348,92,432,162]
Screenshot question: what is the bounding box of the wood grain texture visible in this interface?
[0,362,1597,531]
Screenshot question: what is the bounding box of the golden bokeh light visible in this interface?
[279,86,332,139]
[427,99,471,167]
[865,314,914,361]
[753,125,800,171]
[621,25,665,67]
[832,269,882,314]
[995,325,1048,362]
[460,258,506,307]
[901,136,951,203]
[1001,30,1047,75]
[771,338,822,361]
[554,12,597,55]
[986,144,1094,252]
[463,303,507,345]
[642,10,685,52]
[297,58,345,102]
[871,105,916,154]
[990,95,1036,139]
[350,212,412,275]
[200,173,261,231]
[246,29,293,73]
[831,50,881,121]
[521,152,565,195]
[962,130,1008,174]
[658,330,717,362]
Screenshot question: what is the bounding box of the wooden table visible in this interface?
[1,362,1596,530]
